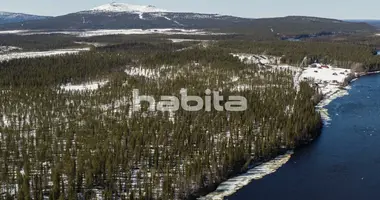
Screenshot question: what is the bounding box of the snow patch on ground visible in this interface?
[0,46,22,53]
[300,64,351,124]
[76,29,224,37]
[300,64,349,83]
[168,38,209,43]
[124,65,177,80]
[74,41,108,47]
[0,48,90,62]
[139,13,144,20]
[231,53,281,65]
[0,29,226,37]
[125,66,161,79]
[0,30,27,34]
[199,151,293,200]
[155,13,185,26]
[60,80,109,91]
[231,53,301,89]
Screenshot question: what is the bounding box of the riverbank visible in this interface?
[196,57,368,200]
[227,72,380,200]
[194,150,294,200]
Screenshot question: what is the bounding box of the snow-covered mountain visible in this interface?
[0,3,375,34]
[0,3,249,30]
[89,3,168,13]
[0,11,50,24]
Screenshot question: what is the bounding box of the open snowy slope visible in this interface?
[0,28,226,37]
[60,80,109,91]
[0,48,90,62]
[90,3,168,13]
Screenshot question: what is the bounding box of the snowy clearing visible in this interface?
[76,29,220,37]
[300,63,352,124]
[0,29,227,37]
[168,38,209,43]
[300,64,349,84]
[73,41,108,47]
[60,80,109,91]
[89,3,168,13]
[0,48,90,62]
[0,30,27,34]
[0,46,22,53]
[231,54,352,104]
[231,53,281,65]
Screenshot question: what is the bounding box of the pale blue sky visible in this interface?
[0,0,379,19]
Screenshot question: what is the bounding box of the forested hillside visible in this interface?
[0,2,379,199]
[0,40,322,199]
[217,40,380,72]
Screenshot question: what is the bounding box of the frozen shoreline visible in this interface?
[199,151,293,200]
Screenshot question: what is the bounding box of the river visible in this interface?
[227,74,380,200]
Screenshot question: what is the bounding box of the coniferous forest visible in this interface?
[4,31,380,199]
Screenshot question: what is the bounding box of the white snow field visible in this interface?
[231,54,352,106]
[300,63,349,84]
[299,63,351,124]
[60,80,109,91]
[73,41,108,47]
[168,38,209,43]
[76,29,224,37]
[0,29,226,37]
[0,48,90,62]
[0,30,26,34]
[90,3,168,13]
[0,46,22,53]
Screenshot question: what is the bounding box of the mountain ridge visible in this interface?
[0,3,376,35]
[0,11,50,24]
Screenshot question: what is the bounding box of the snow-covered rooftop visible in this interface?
[90,3,168,13]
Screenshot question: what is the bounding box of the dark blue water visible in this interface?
[228,74,380,200]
